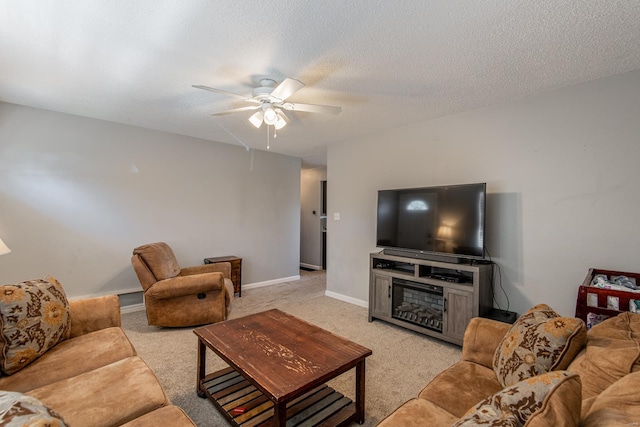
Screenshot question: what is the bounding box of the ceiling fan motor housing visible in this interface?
[253,79,277,100]
[259,78,277,87]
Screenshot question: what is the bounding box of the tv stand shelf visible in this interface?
[369,252,493,345]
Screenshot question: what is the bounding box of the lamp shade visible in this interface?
[437,225,452,240]
[249,110,264,128]
[274,112,287,130]
[0,238,10,256]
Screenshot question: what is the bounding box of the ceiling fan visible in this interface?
[193,78,341,131]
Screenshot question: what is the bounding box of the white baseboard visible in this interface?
[324,290,369,308]
[300,263,322,270]
[243,275,301,291]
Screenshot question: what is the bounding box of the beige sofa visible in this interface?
[0,294,196,426]
[378,306,640,426]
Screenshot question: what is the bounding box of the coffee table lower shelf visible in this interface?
[199,367,356,427]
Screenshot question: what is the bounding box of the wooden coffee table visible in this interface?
[194,309,372,427]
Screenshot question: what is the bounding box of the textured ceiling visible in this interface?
[1,1,639,166]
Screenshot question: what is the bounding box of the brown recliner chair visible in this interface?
[131,242,234,327]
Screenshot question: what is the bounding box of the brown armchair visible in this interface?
[131,242,234,327]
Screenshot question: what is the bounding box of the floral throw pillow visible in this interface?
[452,371,581,427]
[0,275,71,375]
[493,304,586,387]
[0,390,67,426]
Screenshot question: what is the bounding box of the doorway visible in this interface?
[300,168,327,271]
[321,180,327,270]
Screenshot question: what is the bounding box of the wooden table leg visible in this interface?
[273,401,287,427]
[197,339,206,398]
[355,359,366,424]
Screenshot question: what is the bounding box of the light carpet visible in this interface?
[121,270,462,426]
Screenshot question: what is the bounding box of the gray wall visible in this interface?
[327,70,640,317]
[0,102,301,298]
[300,167,327,269]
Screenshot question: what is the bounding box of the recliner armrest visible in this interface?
[146,272,224,300]
[69,295,121,338]
[181,262,231,279]
[461,317,511,369]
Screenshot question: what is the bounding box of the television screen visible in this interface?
[376,183,486,259]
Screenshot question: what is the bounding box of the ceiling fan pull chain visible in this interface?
[267,124,270,150]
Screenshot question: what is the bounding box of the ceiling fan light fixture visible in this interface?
[249,111,264,128]
[263,107,278,125]
[194,77,341,134]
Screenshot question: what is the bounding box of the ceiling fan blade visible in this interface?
[211,105,261,116]
[281,102,342,115]
[269,78,305,102]
[193,85,258,103]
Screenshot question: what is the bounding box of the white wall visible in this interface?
[0,102,301,298]
[300,167,327,269]
[327,70,640,317]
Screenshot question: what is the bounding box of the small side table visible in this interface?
[204,256,242,297]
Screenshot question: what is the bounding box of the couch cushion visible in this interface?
[493,304,586,387]
[377,398,458,427]
[0,275,71,375]
[418,360,503,418]
[0,390,67,426]
[567,312,640,401]
[0,326,136,393]
[581,371,640,427]
[28,356,169,427]
[453,371,582,427]
[119,405,197,427]
[133,242,180,280]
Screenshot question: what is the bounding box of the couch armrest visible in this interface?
[146,273,224,300]
[461,317,511,369]
[69,295,121,338]
[181,262,231,279]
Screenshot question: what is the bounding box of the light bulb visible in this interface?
[263,107,278,125]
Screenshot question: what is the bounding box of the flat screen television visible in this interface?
[376,183,486,260]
